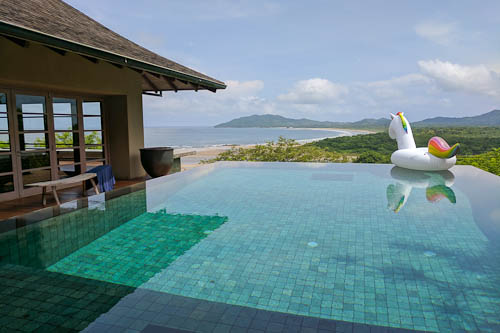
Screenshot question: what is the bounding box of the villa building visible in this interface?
[0,0,226,201]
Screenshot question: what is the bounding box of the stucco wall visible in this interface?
[0,37,146,179]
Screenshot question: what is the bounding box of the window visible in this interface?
[16,94,52,187]
[0,90,109,199]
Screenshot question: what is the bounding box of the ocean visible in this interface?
[144,126,352,148]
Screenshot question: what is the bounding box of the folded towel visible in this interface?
[86,165,115,192]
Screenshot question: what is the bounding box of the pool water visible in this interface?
[1,162,500,332]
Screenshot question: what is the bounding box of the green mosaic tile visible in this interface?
[1,164,499,332]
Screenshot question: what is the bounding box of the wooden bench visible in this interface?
[26,173,99,206]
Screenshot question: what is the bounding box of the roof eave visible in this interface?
[0,21,227,91]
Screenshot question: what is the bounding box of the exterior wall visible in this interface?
[0,37,146,179]
[105,94,145,179]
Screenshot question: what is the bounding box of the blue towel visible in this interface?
[86,165,115,192]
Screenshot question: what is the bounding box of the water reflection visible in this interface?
[386,167,456,212]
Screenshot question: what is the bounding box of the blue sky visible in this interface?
[66,0,500,126]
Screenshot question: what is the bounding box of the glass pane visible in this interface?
[21,152,50,169]
[0,94,8,132]
[52,98,77,115]
[16,95,46,113]
[0,133,10,151]
[84,131,102,145]
[0,155,13,173]
[83,101,101,116]
[55,131,79,148]
[19,133,49,150]
[23,169,51,187]
[83,116,102,130]
[18,113,47,131]
[0,113,8,131]
[59,164,82,178]
[54,115,78,131]
[57,148,80,165]
[16,94,47,131]
[85,147,104,160]
[0,174,14,193]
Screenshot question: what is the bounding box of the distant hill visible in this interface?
[413,110,500,127]
[215,110,500,130]
[214,114,390,129]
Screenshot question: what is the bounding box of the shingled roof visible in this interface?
[0,0,226,93]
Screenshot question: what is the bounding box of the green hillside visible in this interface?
[214,114,390,130]
[215,110,500,130]
[413,110,500,127]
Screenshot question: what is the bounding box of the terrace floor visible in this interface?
[0,178,146,220]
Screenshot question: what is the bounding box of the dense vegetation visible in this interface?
[208,127,500,176]
[208,137,348,163]
[214,114,389,130]
[457,148,500,176]
[312,127,500,156]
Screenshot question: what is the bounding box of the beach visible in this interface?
[174,128,372,170]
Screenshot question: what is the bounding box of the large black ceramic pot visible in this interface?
[140,147,174,178]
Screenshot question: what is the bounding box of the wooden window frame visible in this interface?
[0,85,111,200]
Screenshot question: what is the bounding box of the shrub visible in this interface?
[457,148,500,176]
[354,151,391,164]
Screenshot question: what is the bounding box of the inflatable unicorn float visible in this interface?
[389,112,460,171]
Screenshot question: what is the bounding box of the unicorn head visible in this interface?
[388,112,416,150]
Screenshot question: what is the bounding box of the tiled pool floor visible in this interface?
[1,162,500,332]
[0,263,417,333]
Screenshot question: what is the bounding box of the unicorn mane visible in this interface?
[397,112,407,133]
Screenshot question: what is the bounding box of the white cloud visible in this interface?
[143,80,273,126]
[490,63,500,73]
[418,59,500,97]
[362,74,431,99]
[415,21,457,45]
[277,78,348,104]
[143,60,500,126]
[217,80,264,99]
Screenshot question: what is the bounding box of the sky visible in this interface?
[66,0,500,126]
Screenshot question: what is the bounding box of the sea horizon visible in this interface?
[144,126,358,149]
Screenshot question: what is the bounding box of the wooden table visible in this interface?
[26,173,99,205]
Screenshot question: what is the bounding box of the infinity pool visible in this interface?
[1,162,499,332]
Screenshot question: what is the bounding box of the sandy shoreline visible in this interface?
[176,128,371,170]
